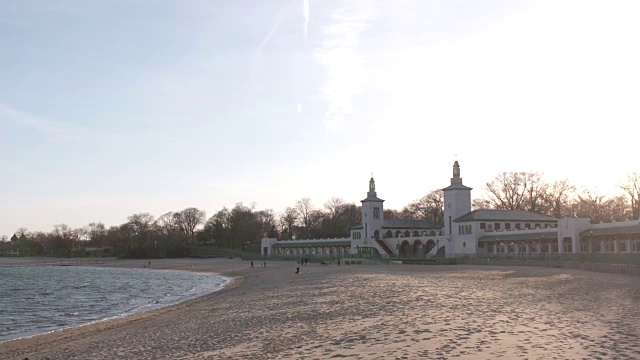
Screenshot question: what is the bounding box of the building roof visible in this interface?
[580,226,640,237]
[441,183,473,191]
[478,231,558,242]
[272,241,351,248]
[361,195,384,202]
[454,209,557,223]
[382,218,442,229]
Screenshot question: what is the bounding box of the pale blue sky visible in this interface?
[2,0,639,236]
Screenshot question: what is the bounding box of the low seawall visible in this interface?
[459,258,640,277]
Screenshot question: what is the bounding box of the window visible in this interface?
[581,243,588,252]
[494,223,501,230]
[480,223,486,230]
[373,207,380,219]
[515,223,521,230]
[505,223,511,230]
[459,225,472,235]
[353,232,361,240]
[525,223,531,229]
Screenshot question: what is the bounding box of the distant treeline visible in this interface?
[3,171,638,257]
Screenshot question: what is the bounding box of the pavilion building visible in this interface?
[261,162,640,258]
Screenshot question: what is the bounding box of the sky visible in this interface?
[1,0,639,236]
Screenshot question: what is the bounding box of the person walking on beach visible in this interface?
[296,265,300,274]
[250,260,254,268]
[148,261,151,267]
[263,260,266,267]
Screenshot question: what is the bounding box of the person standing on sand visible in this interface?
[148,261,151,267]
[263,260,266,267]
[250,260,254,268]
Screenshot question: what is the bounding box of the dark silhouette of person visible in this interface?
[250,260,254,268]
[296,266,300,274]
[263,260,266,267]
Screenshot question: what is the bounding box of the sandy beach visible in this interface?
[2,258,640,360]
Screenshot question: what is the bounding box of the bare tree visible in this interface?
[127,212,155,249]
[324,197,347,237]
[51,224,74,254]
[542,179,575,218]
[472,198,491,210]
[87,222,106,246]
[402,190,444,224]
[279,207,299,239]
[156,212,178,235]
[174,207,206,244]
[295,198,313,239]
[571,189,630,223]
[256,209,278,238]
[483,171,548,212]
[384,208,401,220]
[619,171,640,219]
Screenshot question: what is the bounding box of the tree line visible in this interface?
[3,170,639,257]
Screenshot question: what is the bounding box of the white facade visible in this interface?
[261,162,640,258]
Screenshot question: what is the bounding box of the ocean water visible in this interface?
[0,266,231,342]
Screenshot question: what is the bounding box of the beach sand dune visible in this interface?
[2,258,640,359]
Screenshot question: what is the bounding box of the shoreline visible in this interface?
[1,269,237,345]
[0,258,244,347]
[2,258,640,359]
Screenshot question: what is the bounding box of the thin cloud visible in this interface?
[0,103,67,136]
[303,0,310,42]
[250,2,293,92]
[0,102,123,142]
[314,2,373,132]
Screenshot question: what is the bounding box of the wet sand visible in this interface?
[2,258,640,359]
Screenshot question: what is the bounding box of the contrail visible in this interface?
[250,5,288,92]
[303,0,309,42]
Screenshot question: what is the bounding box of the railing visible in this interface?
[375,239,394,255]
[453,252,640,266]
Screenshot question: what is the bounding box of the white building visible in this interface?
[261,162,640,258]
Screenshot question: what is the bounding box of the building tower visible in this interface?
[442,161,472,240]
[361,176,384,242]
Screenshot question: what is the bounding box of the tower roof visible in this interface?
[442,160,472,191]
[362,176,384,202]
